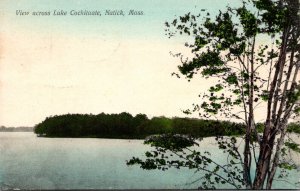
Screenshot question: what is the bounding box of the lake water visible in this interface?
[0,132,299,189]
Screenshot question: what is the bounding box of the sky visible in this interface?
[0,0,250,127]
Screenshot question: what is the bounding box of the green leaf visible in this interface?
[226,74,238,85]
[285,142,300,153]
[278,162,297,170]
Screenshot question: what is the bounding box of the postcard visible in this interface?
[0,0,299,190]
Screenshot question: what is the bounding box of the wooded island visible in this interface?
[34,112,299,138]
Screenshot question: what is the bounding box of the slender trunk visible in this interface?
[274,48,295,128]
[266,124,286,189]
[266,100,296,189]
[244,109,253,188]
[243,37,256,188]
[252,26,290,189]
[266,63,299,189]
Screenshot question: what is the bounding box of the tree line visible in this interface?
[0,126,33,132]
[34,112,299,138]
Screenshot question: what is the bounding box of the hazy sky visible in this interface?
[0,0,246,126]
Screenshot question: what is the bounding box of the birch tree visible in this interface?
[128,0,300,189]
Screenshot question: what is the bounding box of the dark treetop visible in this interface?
[34,112,299,138]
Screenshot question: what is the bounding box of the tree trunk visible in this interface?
[252,24,290,189]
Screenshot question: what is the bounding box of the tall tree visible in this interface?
[128,0,300,189]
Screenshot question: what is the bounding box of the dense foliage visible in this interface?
[34,112,299,138]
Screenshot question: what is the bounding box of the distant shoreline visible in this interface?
[0,126,33,132]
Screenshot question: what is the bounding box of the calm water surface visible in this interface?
[0,132,299,189]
